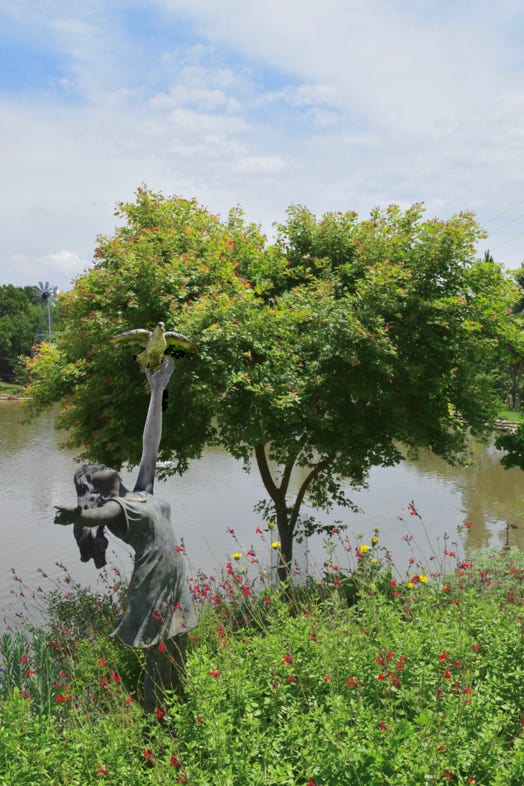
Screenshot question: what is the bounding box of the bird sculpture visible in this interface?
[108,321,197,371]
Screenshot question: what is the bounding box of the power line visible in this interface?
[483,197,524,226]
[492,230,524,250]
[488,211,524,235]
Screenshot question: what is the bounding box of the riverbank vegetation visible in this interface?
[1,530,522,785]
[0,285,42,382]
[0,380,21,397]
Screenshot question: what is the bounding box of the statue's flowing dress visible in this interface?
[110,491,197,647]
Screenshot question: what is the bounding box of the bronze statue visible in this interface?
[54,357,197,712]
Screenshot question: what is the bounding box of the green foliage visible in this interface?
[0,546,522,785]
[0,285,41,381]
[489,264,524,409]
[496,422,524,470]
[24,190,518,568]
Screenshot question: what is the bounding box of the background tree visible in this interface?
[0,285,41,381]
[484,260,524,410]
[496,423,524,472]
[24,190,518,576]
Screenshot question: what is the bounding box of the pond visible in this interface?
[1,401,522,628]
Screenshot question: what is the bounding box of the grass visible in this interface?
[497,408,524,424]
[0,525,523,786]
[0,380,22,397]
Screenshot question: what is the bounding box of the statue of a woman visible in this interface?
[54,357,197,712]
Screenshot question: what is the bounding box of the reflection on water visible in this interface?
[403,441,524,552]
[0,402,522,627]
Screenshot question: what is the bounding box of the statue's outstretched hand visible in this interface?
[145,356,175,393]
[54,505,82,525]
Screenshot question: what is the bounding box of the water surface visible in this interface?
[1,402,522,627]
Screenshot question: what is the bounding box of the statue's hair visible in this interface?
[74,463,123,509]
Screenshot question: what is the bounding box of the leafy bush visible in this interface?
[1,542,522,785]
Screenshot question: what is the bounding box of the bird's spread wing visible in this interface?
[108,329,152,347]
[165,331,198,353]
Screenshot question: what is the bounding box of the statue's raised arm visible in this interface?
[134,356,175,494]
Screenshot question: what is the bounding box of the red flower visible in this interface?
[143,749,153,761]
[156,708,165,719]
[158,641,166,652]
[97,658,107,666]
[96,765,108,776]
[439,651,448,660]
[170,754,181,768]
[209,669,220,678]
[287,675,296,683]
[347,677,357,687]
[110,672,121,683]
[444,671,452,679]
[282,654,293,664]
[442,772,452,781]
[55,693,70,702]
[379,721,387,730]
[307,780,316,786]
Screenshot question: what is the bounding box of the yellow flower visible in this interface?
[267,520,275,530]
[370,557,378,564]
[406,581,414,589]
[359,544,370,553]
[240,566,247,574]
[231,552,242,561]
[418,574,428,583]
[371,536,379,545]
[271,541,281,549]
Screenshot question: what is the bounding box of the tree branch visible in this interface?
[289,457,330,531]
[254,443,280,502]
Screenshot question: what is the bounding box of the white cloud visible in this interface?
[7,250,91,291]
[234,155,286,175]
[1,0,524,293]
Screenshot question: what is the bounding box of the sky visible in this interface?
[2,0,524,292]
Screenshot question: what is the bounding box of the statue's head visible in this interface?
[74,464,126,509]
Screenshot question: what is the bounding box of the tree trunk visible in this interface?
[254,442,330,584]
[275,507,294,583]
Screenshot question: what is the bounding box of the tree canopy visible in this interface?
[495,424,524,471]
[25,189,518,573]
[0,285,41,381]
